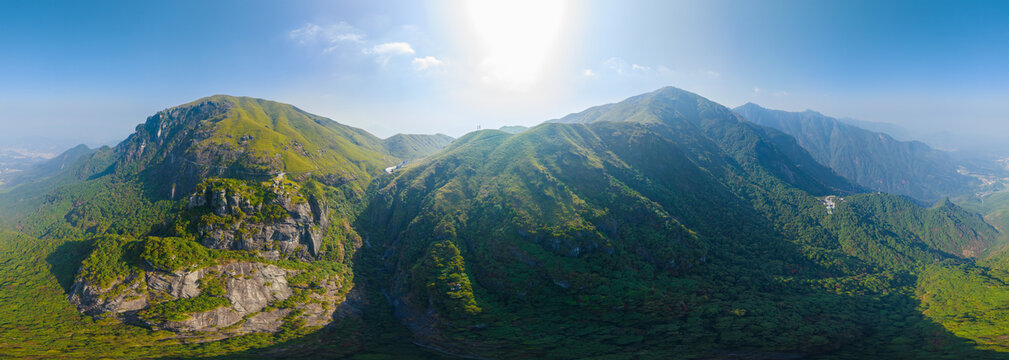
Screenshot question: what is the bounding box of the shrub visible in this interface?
[140,236,215,272]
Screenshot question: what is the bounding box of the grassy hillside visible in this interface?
[118,95,398,199]
[4,88,1009,359]
[498,125,529,134]
[362,88,1004,358]
[382,133,454,160]
[552,87,859,196]
[0,95,401,240]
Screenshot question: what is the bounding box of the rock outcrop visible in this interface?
[187,177,331,260]
[69,261,348,336]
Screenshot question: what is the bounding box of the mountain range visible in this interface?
[2,88,1009,358]
[734,103,976,203]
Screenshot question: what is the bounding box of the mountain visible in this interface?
[734,103,975,203]
[552,87,860,195]
[382,133,454,160]
[498,125,529,134]
[1,88,1007,358]
[362,87,1001,358]
[837,117,913,141]
[114,95,397,198]
[0,95,405,345]
[0,144,94,189]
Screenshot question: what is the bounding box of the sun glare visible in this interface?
[466,0,568,92]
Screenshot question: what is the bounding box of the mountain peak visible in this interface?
[735,102,765,112]
[551,86,727,125]
[112,95,398,199]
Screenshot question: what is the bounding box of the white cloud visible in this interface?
[361,42,417,66]
[413,56,444,70]
[289,22,366,48]
[583,69,597,77]
[289,23,321,43]
[604,57,628,75]
[753,87,789,97]
[364,42,415,55]
[603,59,675,79]
[632,64,651,72]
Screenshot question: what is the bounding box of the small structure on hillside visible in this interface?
[821,195,845,215]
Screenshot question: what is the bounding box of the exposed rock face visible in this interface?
[69,271,149,316]
[152,262,293,332]
[188,178,331,260]
[116,99,238,199]
[69,262,348,336]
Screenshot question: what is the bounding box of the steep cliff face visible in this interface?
[185,177,331,260]
[69,260,349,336]
[115,98,237,199]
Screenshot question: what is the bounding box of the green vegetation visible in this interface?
[77,235,141,288]
[382,133,454,160]
[498,125,529,134]
[141,294,231,323]
[8,176,176,240]
[363,87,1009,358]
[5,89,1009,359]
[735,102,975,203]
[251,204,288,223]
[199,271,227,296]
[140,236,215,272]
[916,262,1009,352]
[410,241,481,316]
[175,95,398,178]
[0,230,448,358]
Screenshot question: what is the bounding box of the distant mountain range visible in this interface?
[735,103,976,203]
[0,144,95,188]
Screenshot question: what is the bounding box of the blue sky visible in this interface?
[1,0,1007,146]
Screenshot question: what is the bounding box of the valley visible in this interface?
[3,88,1009,358]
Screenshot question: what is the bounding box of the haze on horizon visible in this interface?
[1,0,1007,153]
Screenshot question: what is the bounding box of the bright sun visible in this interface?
[466,0,568,92]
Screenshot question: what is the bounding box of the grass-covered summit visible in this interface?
[115,95,399,199]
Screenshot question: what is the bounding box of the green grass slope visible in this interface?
[119,95,398,197]
[382,133,454,160]
[552,86,860,196]
[0,95,400,240]
[3,88,1009,359]
[362,88,1003,358]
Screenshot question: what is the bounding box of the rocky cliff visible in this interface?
[69,260,349,336]
[186,176,331,261]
